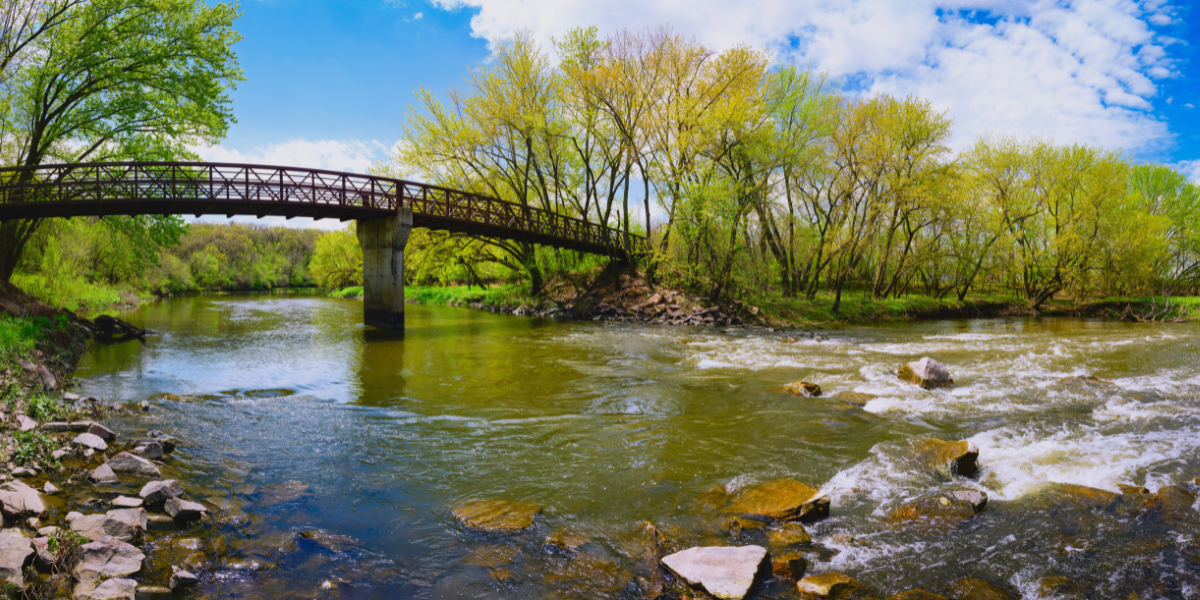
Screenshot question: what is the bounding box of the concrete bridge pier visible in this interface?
[357,208,413,330]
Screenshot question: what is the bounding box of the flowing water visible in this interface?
[73,293,1200,599]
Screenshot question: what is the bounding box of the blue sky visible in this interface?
[197,0,1199,186]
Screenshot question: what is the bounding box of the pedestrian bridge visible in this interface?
[0,161,637,329]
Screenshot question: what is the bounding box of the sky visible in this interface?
[193,0,1200,227]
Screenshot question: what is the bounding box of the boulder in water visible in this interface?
[76,577,137,600]
[797,572,856,597]
[771,551,808,580]
[947,577,1012,600]
[834,392,875,407]
[784,381,821,397]
[766,522,812,546]
[660,545,769,599]
[899,357,954,389]
[104,452,160,478]
[87,423,117,442]
[913,439,979,478]
[1019,482,1117,511]
[0,480,46,517]
[74,432,108,451]
[90,464,118,484]
[165,498,207,522]
[1118,484,1149,495]
[73,536,144,594]
[721,478,829,523]
[169,566,199,590]
[450,499,541,533]
[887,590,949,600]
[947,489,988,511]
[139,480,184,506]
[889,494,979,527]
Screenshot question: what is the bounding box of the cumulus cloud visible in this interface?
[1181,159,1200,184]
[429,0,1179,153]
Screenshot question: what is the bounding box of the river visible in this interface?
[73,293,1200,599]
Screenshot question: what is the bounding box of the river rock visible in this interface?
[887,590,949,600]
[766,522,812,546]
[947,577,1012,600]
[139,431,176,453]
[165,498,207,522]
[76,577,137,600]
[1118,484,1149,495]
[16,415,37,432]
[43,482,58,494]
[258,480,311,506]
[73,433,108,451]
[104,452,160,478]
[70,509,147,542]
[139,480,184,506]
[87,423,117,442]
[0,479,46,517]
[11,466,35,478]
[797,572,856,597]
[771,551,808,580]
[450,499,541,533]
[0,530,33,588]
[835,392,875,406]
[898,357,954,389]
[111,496,142,509]
[73,536,145,592]
[784,381,821,397]
[132,441,163,459]
[169,566,199,589]
[889,494,979,527]
[1019,482,1117,511]
[31,536,55,570]
[913,438,979,478]
[722,478,830,522]
[91,464,118,483]
[660,545,769,600]
[947,489,988,511]
[42,421,92,432]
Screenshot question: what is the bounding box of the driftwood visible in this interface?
[1120,298,1189,323]
[93,315,150,341]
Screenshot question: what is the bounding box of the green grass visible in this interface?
[405,284,535,307]
[328,286,364,298]
[748,292,1019,325]
[11,272,139,314]
[0,314,39,361]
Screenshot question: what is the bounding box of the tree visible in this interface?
[0,0,243,281]
[309,226,363,290]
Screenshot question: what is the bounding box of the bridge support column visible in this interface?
[357,208,413,330]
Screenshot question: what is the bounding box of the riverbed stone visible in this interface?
[913,438,979,478]
[11,466,35,478]
[73,537,144,590]
[104,452,160,478]
[887,590,949,600]
[139,480,183,506]
[721,478,830,523]
[87,423,117,442]
[132,441,163,459]
[16,415,37,432]
[784,381,821,397]
[0,479,46,517]
[899,357,954,389]
[889,494,979,527]
[258,480,311,506]
[797,572,856,597]
[169,566,198,590]
[111,496,142,509]
[43,421,91,433]
[947,489,988,511]
[90,464,118,483]
[835,391,875,406]
[43,482,58,494]
[660,545,769,600]
[771,551,808,580]
[76,577,137,600]
[766,522,812,546]
[450,499,541,533]
[0,529,33,588]
[31,536,55,570]
[164,498,207,522]
[1020,482,1117,511]
[1118,484,1150,495]
[545,529,589,551]
[947,577,1012,600]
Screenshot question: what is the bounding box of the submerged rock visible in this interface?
[1019,482,1117,511]
[722,478,830,523]
[947,489,988,511]
[450,499,541,533]
[544,529,589,551]
[104,452,160,478]
[1118,484,1150,495]
[887,590,949,600]
[660,545,769,600]
[913,439,980,479]
[834,392,875,407]
[947,577,1012,600]
[0,530,33,588]
[771,551,808,580]
[889,494,979,527]
[766,522,812,546]
[899,357,954,389]
[784,381,822,397]
[258,480,311,506]
[0,480,46,517]
[797,572,856,597]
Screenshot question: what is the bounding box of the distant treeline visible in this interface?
[18,220,323,297]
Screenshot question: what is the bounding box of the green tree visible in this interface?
[0,0,243,282]
[309,226,363,290]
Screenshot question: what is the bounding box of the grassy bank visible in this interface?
[12,272,147,316]
[750,293,1019,325]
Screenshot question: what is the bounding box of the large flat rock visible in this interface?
[450,499,541,533]
[661,545,769,600]
[721,478,829,522]
[0,480,46,517]
[0,530,33,588]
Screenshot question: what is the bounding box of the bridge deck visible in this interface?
[0,162,634,255]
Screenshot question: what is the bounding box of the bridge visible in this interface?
[0,161,637,329]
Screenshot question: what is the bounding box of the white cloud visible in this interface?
[1181,160,1200,184]
[192,139,390,173]
[430,0,1179,153]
